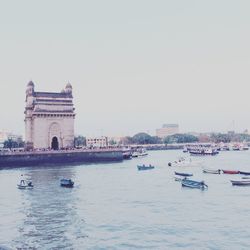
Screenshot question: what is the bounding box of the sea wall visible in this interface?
[0,149,123,168]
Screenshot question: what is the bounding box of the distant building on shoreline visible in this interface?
[86,136,108,148]
[24,81,75,150]
[156,124,179,138]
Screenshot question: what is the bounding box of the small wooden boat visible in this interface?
[137,164,154,171]
[175,171,193,177]
[203,169,221,174]
[231,180,250,186]
[60,178,74,187]
[17,180,34,189]
[239,171,250,175]
[222,170,239,174]
[181,179,208,189]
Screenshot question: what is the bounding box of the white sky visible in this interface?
[0,0,249,136]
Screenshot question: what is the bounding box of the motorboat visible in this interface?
[175,171,193,177]
[60,178,74,187]
[137,164,154,171]
[181,179,208,189]
[203,169,221,174]
[17,180,34,189]
[231,180,250,186]
[132,148,148,157]
[222,170,240,174]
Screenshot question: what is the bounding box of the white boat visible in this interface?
[17,180,34,189]
[203,169,221,174]
[132,148,148,157]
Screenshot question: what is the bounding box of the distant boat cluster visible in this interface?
[135,151,250,189]
[183,143,249,155]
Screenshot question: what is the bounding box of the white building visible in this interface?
[24,81,75,150]
[86,136,108,148]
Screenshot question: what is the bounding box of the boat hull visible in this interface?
[175,171,193,177]
[17,184,33,189]
[222,170,239,174]
[239,171,250,175]
[203,169,221,174]
[231,180,250,186]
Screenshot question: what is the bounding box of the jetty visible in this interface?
[0,148,123,168]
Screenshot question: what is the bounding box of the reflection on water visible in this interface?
[0,150,250,249]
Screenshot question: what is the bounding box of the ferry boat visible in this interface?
[189,147,218,156]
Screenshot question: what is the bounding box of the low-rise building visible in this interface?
[86,136,108,148]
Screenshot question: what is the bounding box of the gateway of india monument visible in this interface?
[24,81,75,150]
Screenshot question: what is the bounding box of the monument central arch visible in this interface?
[49,122,61,150]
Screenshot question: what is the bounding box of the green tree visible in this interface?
[132,133,157,144]
[3,139,19,149]
[74,135,86,147]
[164,134,198,144]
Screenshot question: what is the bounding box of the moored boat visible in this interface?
[132,148,148,157]
[203,169,221,174]
[181,179,208,189]
[17,180,34,189]
[222,170,239,174]
[231,180,250,186]
[239,171,250,175]
[175,171,193,177]
[60,178,74,187]
[137,164,154,171]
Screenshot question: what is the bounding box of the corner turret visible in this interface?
[65,82,72,94]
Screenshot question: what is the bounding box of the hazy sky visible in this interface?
[0,0,249,136]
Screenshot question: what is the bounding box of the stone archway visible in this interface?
[51,136,59,150]
[49,122,61,149]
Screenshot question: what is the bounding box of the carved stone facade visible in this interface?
[24,81,75,150]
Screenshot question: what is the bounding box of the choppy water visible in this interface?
[0,150,250,250]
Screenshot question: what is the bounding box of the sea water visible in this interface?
[0,150,250,249]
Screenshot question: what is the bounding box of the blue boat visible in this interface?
[181,179,208,189]
[137,164,154,171]
[60,178,74,187]
[175,171,193,177]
